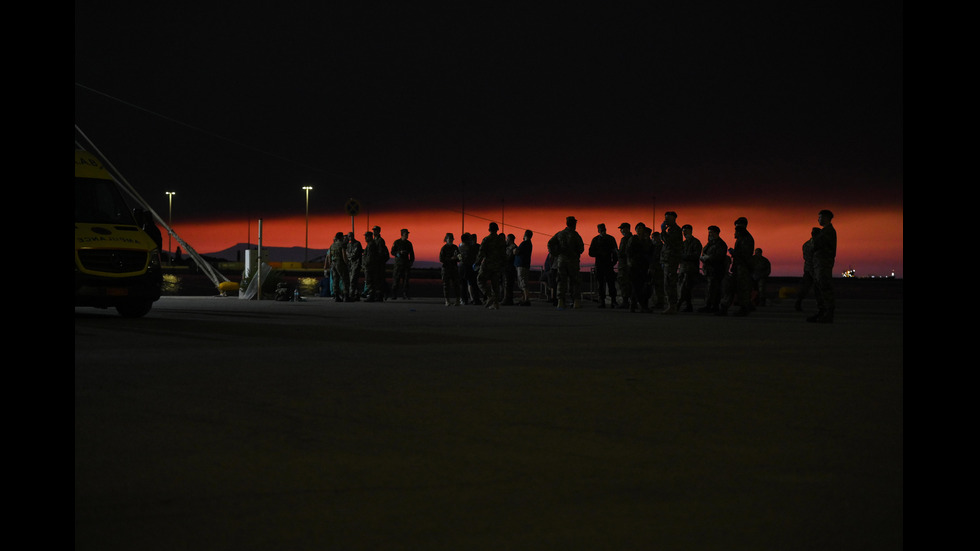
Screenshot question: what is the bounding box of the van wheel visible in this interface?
[117,299,153,318]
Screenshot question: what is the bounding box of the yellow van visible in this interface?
[75,149,162,317]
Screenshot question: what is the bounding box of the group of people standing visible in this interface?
[584,209,835,322]
[526,209,835,322]
[537,212,761,316]
[323,225,415,303]
[439,224,534,309]
[323,222,534,308]
[321,209,838,323]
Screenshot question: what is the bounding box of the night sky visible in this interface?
[75,4,903,274]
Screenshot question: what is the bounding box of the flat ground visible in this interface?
[75,292,903,550]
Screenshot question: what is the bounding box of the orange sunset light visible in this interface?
[173,203,903,278]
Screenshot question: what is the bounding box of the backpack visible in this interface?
[547,233,561,256]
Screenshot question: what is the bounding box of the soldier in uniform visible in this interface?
[649,231,664,310]
[589,223,619,308]
[362,231,385,302]
[503,234,519,305]
[752,248,772,306]
[371,225,387,254]
[515,230,533,306]
[795,227,820,312]
[475,222,506,309]
[390,228,415,300]
[808,210,837,323]
[345,232,363,301]
[458,233,482,305]
[548,216,585,309]
[678,224,703,312]
[627,223,652,313]
[371,225,390,300]
[659,211,683,314]
[439,232,461,306]
[697,225,728,313]
[721,217,755,316]
[616,223,633,309]
[327,232,348,302]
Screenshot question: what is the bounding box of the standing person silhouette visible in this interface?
[809,210,837,323]
[589,223,619,308]
[548,216,585,310]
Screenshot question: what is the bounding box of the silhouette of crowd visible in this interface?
[318,210,838,323]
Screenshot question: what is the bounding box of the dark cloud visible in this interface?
[75,4,902,219]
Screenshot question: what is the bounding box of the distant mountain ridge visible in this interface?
[201,244,329,263]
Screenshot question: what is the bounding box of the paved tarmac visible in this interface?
[75,292,903,550]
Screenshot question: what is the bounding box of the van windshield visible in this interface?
[75,177,136,224]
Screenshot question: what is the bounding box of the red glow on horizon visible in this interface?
[171,203,903,278]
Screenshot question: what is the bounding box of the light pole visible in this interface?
[166,191,176,265]
[303,186,313,262]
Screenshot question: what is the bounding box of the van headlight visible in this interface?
[149,248,162,269]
